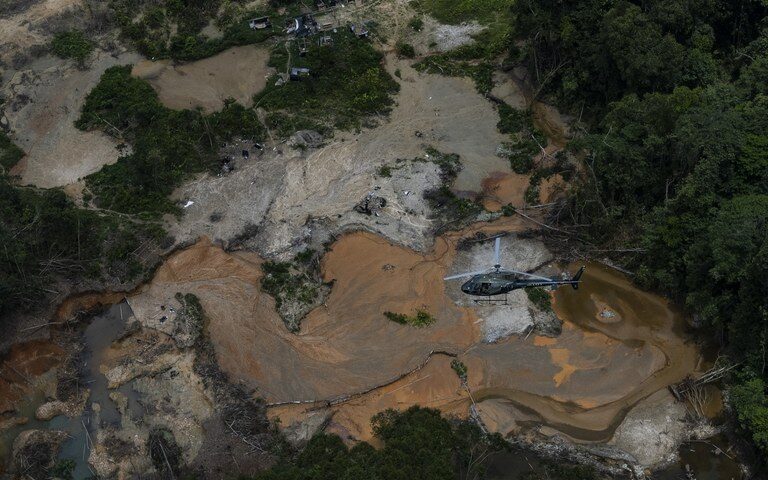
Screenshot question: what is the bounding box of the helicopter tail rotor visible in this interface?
[571,266,586,290]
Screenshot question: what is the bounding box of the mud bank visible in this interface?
[0,219,715,475]
[3,50,141,188]
[133,216,703,464]
[132,45,273,113]
[128,233,477,403]
[274,259,697,446]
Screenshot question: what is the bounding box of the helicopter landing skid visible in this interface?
[472,293,508,305]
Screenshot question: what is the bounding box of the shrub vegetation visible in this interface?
[413,0,515,94]
[76,66,264,215]
[451,359,468,380]
[525,287,552,312]
[0,131,24,171]
[252,406,508,480]
[384,309,436,327]
[255,31,399,132]
[0,174,164,319]
[50,30,94,63]
[261,261,319,311]
[396,41,416,58]
[109,0,302,61]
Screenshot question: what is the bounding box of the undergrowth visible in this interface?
[255,30,399,132]
[0,173,165,319]
[419,148,483,222]
[412,0,515,94]
[50,30,94,64]
[261,261,318,310]
[384,309,436,327]
[109,0,302,61]
[76,66,264,216]
[0,131,24,171]
[525,287,552,312]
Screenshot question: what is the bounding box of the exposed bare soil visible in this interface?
[170,56,510,255]
[126,217,701,469]
[481,171,529,211]
[0,0,81,67]
[3,51,140,188]
[132,45,273,113]
[0,2,713,473]
[128,234,476,402]
[0,341,62,415]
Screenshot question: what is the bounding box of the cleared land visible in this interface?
[132,45,273,113]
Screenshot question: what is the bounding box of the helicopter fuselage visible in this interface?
[460,271,579,296]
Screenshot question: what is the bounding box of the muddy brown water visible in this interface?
[0,226,734,475]
[264,226,699,445]
[483,433,744,480]
[0,303,141,477]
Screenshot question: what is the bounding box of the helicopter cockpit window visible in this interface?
[479,283,491,294]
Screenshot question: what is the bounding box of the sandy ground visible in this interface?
[170,55,510,255]
[3,51,141,188]
[0,0,81,67]
[128,216,701,458]
[132,45,273,113]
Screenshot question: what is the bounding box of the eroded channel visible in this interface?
[0,221,738,476]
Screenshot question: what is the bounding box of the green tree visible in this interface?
[731,375,768,455]
[252,406,505,480]
[50,30,94,63]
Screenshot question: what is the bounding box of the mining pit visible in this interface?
[0,2,739,477]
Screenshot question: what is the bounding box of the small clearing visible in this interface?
[132,45,273,113]
[4,51,141,188]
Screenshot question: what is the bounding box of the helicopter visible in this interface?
[444,236,585,300]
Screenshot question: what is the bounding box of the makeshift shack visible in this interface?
[249,16,271,29]
[290,67,311,81]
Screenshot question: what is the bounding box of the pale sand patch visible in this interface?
[132,45,273,113]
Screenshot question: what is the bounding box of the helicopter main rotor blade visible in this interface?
[502,269,554,282]
[444,269,491,280]
[493,237,501,267]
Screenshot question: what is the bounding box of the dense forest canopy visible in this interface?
[513,0,768,460]
[0,175,164,318]
[1,0,767,474]
[251,406,594,480]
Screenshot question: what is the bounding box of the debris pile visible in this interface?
[354,193,387,216]
[289,130,324,149]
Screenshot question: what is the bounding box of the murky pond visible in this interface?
[655,435,743,480]
[0,229,741,476]
[0,303,142,476]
